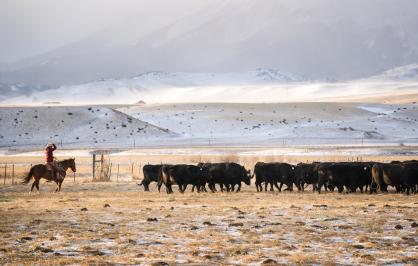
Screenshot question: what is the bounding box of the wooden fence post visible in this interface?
[117,164,120,182]
[92,154,96,180]
[108,163,112,181]
[131,163,134,179]
[3,164,6,185]
[12,164,14,185]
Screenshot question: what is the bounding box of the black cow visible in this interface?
[254,162,295,192]
[160,164,209,194]
[294,163,320,192]
[199,163,252,192]
[317,163,371,193]
[371,163,403,193]
[401,162,418,195]
[138,164,162,191]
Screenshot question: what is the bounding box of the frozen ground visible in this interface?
[0,182,417,265]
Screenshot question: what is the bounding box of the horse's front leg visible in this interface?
[35,180,40,193]
[53,181,59,193]
[58,180,63,192]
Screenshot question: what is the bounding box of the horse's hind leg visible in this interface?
[35,180,40,193]
[30,181,36,193]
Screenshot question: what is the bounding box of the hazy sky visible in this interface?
[0,0,210,63]
[1,0,417,85]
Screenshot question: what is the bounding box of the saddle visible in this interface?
[45,162,63,181]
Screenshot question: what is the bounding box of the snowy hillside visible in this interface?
[118,102,418,146]
[0,102,417,150]
[367,64,418,81]
[0,106,178,149]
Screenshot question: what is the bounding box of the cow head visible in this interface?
[139,179,150,191]
[243,169,251,185]
[200,167,210,181]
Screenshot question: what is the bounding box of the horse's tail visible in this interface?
[22,167,34,184]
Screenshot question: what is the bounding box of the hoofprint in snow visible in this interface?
[2,67,418,106]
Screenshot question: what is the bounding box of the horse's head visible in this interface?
[69,158,77,172]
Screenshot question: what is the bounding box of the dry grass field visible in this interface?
[0,178,417,265]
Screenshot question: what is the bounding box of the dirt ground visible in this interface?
[0,180,417,265]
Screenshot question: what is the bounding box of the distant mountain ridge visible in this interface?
[0,0,417,86]
[367,64,418,81]
[1,65,417,106]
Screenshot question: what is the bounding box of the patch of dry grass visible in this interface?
[0,181,417,265]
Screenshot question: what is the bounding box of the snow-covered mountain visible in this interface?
[1,66,417,106]
[367,64,418,81]
[1,0,418,86]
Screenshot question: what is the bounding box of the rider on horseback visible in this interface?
[45,143,64,181]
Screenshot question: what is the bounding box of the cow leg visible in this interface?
[236,183,241,192]
[369,182,377,194]
[317,183,322,194]
[210,183,216,193]
[278,183,283,192]
[274,182,280,191]
[338,186,344,193]
[270,182,274,191]
[264,182,268,192]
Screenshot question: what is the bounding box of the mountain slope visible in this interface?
[367,64,418,81]
[1,66,417,105]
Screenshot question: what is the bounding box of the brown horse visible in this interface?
[22,158,76,192]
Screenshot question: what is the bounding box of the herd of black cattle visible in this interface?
[138,160,418,195]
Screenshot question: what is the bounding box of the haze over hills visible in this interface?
[1,0,418,87]
[1,65,417,106]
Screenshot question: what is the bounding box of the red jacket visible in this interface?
[45,144,56,163]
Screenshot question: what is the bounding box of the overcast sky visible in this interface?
[0,0,211,63]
